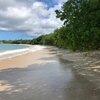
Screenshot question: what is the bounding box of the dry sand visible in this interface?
[0,47,57,92]
[0,49,55,70]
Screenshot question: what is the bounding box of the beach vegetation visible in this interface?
[31,0,100,51]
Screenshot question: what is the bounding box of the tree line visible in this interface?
[0,40,31,44]
[32,0,100,51]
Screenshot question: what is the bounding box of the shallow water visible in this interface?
[0,44,28,51]
[0,44,29,60]
[0,50,99,100]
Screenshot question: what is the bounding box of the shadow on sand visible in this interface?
[0,54,100,100]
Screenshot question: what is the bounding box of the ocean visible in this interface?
[0,44,45,60]
[0,44,30,60]
[0,44,28,51]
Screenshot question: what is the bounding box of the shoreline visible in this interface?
[0,45,46,60]
[0,46,100,100]
[0,46,52,70]
[0,46,100,90]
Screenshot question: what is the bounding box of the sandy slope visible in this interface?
[0,48,54,70]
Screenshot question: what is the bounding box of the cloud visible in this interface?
[0,0,65,36]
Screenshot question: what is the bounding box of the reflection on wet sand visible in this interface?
[0,48,100,100]
[0,81,13,92]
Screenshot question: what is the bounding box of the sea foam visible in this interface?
[0,45,46,60]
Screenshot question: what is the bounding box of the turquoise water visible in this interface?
[0,44,29,51]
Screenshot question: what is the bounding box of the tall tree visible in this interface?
[55,0,100,50]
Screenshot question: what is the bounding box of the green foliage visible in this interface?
[31,35,44,44]
[32,0,100,51]
[55,0,100,51]
[1,39,31,44]
[5,0,99,51]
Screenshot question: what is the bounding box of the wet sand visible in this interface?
[0,46,100,100]
[0,49,54,70]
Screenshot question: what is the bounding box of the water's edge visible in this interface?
[0,45,46,60]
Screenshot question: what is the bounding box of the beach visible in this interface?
[0,46,100,100]
[0,46,51,70]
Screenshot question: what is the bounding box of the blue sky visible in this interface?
[0,31,33,40]
[0,0,65,40]
[38,0,56,7]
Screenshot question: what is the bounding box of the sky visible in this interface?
[0,0,66,40]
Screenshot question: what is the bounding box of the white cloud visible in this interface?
[6,7,31,19]
[0,0,65,36]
